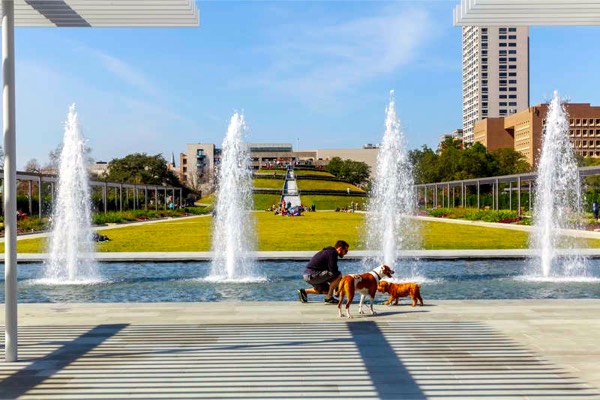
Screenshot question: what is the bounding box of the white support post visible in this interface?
[3,0,17,363]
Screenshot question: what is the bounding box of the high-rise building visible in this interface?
[462,26,529,143]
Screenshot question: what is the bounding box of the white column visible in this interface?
[3,0,17,362]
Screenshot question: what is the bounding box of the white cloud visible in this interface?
[238,5,435,106]
[77,45,161,98]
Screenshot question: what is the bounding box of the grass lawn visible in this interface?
[253,178,285,189]
[7,213,600,253]
[300,195,367,210]
[296,180,364,192]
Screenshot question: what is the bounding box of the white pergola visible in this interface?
[2,0,199,362]
[454,0,600,26]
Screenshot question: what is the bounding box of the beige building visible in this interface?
[182,143,219,192]
[462,26,529,143]
[474,103,600,166]
[180,142,379,192]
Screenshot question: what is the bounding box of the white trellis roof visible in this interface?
[454,0,600,26]
[0,0,199,27]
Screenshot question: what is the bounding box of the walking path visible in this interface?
[0,300,598,399]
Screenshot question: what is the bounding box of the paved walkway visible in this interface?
[0,300,599,399]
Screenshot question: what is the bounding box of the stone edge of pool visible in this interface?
[8,248,600,263]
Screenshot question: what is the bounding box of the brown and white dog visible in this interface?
[377,281,424,307]
[337,264,395,318]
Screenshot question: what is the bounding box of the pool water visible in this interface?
[3,259,600,303]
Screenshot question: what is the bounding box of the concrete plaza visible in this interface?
[0,300,599,399]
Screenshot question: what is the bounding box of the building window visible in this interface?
[509,79,517,84]
[509,50,517,54]
[509,94,517,99]
[499,50,507,55]
[499,110,507,115]
[499,35,507,39]
[508,35,517,39]
[509,43,517,47]
[500,94,507,99]
[500,102,507,106]
[508,27,516,32]
[509,102,517,106]
[499,43,507,47]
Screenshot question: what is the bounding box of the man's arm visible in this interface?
[327,248,339,274]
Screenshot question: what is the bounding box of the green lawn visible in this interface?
[296,180,364,192]
[253,178,285,189]
[8,213,600,253]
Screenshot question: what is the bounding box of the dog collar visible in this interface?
[371,270,382,280]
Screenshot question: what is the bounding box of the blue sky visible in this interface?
[7,1,600,168]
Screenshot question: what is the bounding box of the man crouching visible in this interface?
[297,240,349,304]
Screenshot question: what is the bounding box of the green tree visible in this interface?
[107,153,180,186]
[489,148,531,175]
[325,157,344,177]
[325,157,370,186]
[409,145,439,184]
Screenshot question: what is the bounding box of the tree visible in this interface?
[409,145,440,184]
[489,148,531,175]
[325,157,344,177]
[106,153,180,186]
[24,158,42,173]
[325,157,370,186]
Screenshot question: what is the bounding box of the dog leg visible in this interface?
[345,293,354,319]
[358,295,366,314]
[393,297,399,306]
[385,296,393,306]
[369,295,376,315]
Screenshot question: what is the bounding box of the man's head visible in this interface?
[335,240,350,258]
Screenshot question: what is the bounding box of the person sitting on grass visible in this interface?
[297,240,349,304]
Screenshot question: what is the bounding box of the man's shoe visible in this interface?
[297,289,307,303]
[323,296,339,304]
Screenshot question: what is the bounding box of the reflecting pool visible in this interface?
[3,259,599,303]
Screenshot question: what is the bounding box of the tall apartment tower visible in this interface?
[462,26,529,143]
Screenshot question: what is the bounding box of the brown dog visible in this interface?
[337,264,395,318]
[377,281,424,307]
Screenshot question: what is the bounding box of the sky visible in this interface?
[6,1,600,169]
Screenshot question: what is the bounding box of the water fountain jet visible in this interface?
[525,91,594,281]
[207,112,263,282]
[364,91,420,278]
[43,104,100,284]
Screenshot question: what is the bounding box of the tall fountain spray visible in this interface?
[364,91,420,277]
[207,112,262,282]
[44,104,100,283]
[526,91,591,280]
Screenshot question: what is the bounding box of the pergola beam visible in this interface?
[454,0,600,26]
